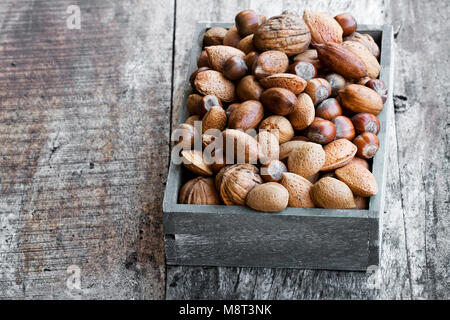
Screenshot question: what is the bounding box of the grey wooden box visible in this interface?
[163,23,394,271]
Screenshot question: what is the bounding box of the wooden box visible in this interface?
[163,23,393,271]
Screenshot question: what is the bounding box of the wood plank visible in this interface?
[168,0,388,300]
[385,0,450,299]
[0,0,174,299]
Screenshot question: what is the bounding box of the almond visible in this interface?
[237,34,256,54]
[202,106,227,133]
[205,45,246,72]
[279,140,308,160]
[181,150,213,176]
[335,163,378,197]
[222,129,259,164]
[194,70,237,102]
[288,93,315,130]
[303,10,343,44]
[257,130,280,161]
[259,116,295,144]
[321,139,358,171]
[342,41,380,79]
[354,196,369,209]
[253,50,289,79]
[338,84,383,115]
[314,42,368,79]
[310,177,356,209]
[259,73,307,94]
[246,182,289,212]
[280,172,315,208]
[228,100,264,131]
[288,142,326,178]
[348,157,370,170]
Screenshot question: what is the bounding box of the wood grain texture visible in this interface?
[0,0,173,299]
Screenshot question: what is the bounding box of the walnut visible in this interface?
[253,13,311,56]
[218,164,263,205]
[179,177,221,205]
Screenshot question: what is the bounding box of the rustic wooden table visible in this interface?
[0,0,448,300]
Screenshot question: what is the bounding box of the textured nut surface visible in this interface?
[280,172,315,208]
[310,177,356,209]
[206,45,246,72]
[220,164,263,205]
[348,157,370,170]
[279,140,308,160]
[228,100,264,131]
[181,150,213,176]
[342,40,380,79]
[246,182,289,212]
[222,129,259,164]
[315,42,368,79]
[204,27,228,46]
[259,115,295,144]
[321,139,358,171]
[338,84,383,115]
[194,70,237,102]
[179,177,221,205]
[259,73,307,94]
[335,163,378,196]
[303,10,343,44]
[261,160,287,182]
[253,50,289,79]
[289,93,315,130]
[288,142,326,178]
[344,32,380,58]
[257,131,280,161]
[253,13,311,56]
[202,106,227,133]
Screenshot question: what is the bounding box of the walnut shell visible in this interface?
[253,13,311,56]
[219,164,263,205]
[179,177,221,205]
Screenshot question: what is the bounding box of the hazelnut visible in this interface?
[334,13,357,36]
[253,50,289,79]
[325,73,347,97]
[179,177,221,205]
[223,25,243,47]
[306,119,336,144]
[204,27,228,46]
[351,113,380,135]
[288,93,315,130]
[236,75,264,101]
[261,88,297,116]
[197,50,211,68]
[288,61,317,81]
[315,98,342,121]
[333,116,356,141]
[228,100,264,131]
[304,78,332,105]
[223,56,248,81]
[353,132,380,159]
[259,116,295,144]
[198,94,223,117]
[261,160,287,183]
[244,51,259,69]
[186,93,203,115]
[365,79,388,104]
[235,10,263,36]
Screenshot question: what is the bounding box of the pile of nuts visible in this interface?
[176,9,388,212]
